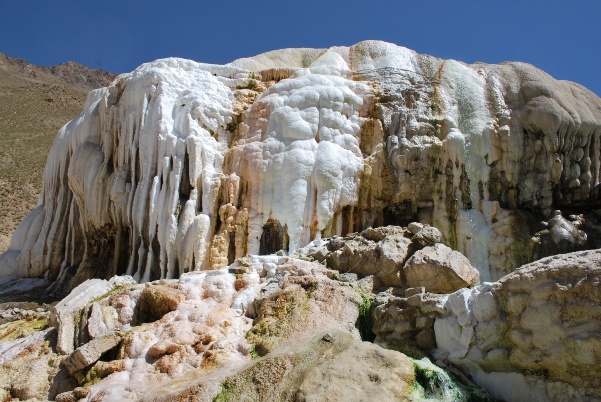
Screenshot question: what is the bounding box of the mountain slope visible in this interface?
[0,53,116,251]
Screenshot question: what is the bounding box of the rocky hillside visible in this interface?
[0,53,116,251]
[0,226,599,401]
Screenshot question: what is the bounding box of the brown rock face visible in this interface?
[300,226,414,287]
[373,289,448,357]
[404,243,479,293]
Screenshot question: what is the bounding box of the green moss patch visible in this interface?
[0,317,49,342]
[412,358,495,401]
[355,291,375,342]
[212,379,234,402]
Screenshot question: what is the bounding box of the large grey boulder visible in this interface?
[404,243,479,293]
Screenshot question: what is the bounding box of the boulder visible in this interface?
[532,210,587,259]
[404,243,479,293]
[50,279,113,354]
[407,222,424,235]
[302,226,412,287]
[64,332,122,375]
[411,225,442,248]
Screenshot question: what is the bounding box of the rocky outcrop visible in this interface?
[0,53,116,91]
[3,41,601,291]
[0,255,418,401]
[373,288,448,357]
[434,249,601,401]
[50,279,114,354]
[404,243,479,293]
[1,261,264,400]
[4,220,601,402]
[374,248,601,402]
[0,328,71,401]
[245,259,362,355]
[298,226,413,287]
[197,329,416,402]
[298,224,478,292]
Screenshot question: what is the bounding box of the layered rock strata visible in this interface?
[2,41,601,291]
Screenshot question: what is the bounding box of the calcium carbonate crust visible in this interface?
[2,40,601,291]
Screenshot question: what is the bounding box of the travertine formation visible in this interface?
[1,41,601,290]
[434,250,601,401]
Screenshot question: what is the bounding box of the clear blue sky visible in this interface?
[1,1,600,96]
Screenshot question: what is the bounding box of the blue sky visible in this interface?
[1,1,600,96]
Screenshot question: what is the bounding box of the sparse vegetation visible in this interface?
[89,285,126,304]
[249,345,259,359]
[212,379,233,402]
[355,291,375,342]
